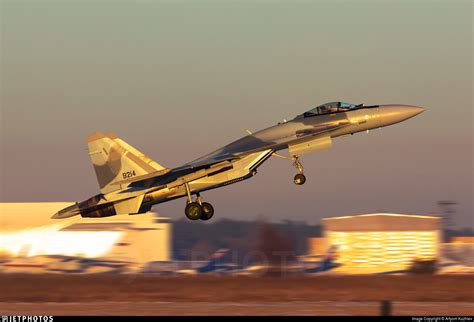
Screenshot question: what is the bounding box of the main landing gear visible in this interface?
[292,156,306,185]
[184,184,214,221]
[185,200,214,221]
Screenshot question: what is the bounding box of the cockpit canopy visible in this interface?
[299,101,360,118]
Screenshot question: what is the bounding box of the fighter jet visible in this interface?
[53,102,425,221]
[175,249,238,275]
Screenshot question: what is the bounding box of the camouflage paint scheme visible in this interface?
[53,102,424,219]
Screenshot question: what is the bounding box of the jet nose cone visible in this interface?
[379,105,426,127]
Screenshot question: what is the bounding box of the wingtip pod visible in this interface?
[86,131,121,142]
[86,131,106,143]
[105,132,118,139]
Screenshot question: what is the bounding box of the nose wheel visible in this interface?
[272,152,309,185]
[184,184,215,221]
[293,173,306,185]
[292,156,306,185]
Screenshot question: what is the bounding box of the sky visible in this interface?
[1,0,472,227]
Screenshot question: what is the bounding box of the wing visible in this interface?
[116,148,271,190]
[127,159,235,189]
[115,121,351,189]
[112,152,244,189]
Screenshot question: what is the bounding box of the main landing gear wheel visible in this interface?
[200,202,214,221]
[185,202,203,220]
[183,184,215,221]
[293,173,306,185]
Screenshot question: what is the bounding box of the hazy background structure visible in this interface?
[1,1,472,227]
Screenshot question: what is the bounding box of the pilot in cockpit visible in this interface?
[318,102,340,114]
[298,101,358,119]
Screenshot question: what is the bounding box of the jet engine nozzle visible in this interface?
[52,203,81,219]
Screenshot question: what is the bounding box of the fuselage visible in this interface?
[137,104,424,212]
[191,104,423,163]
[53,102,425,219]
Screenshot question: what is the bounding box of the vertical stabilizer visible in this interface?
[86,132,166,194]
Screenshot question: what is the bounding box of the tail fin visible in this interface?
[306,245,341,273]
[86,132,166,194]
[319,245,340,271]
[197,249,230,273]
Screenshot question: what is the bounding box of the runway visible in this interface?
[2,301,474,316]
[1,274,473,315]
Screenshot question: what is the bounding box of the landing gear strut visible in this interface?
[184,184,215,221]
[272,152,308,185]
[292,156,306,185]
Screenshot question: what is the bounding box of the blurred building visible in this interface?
[0,203,172,265]
[306,237,325,261]
[442,236,474,267]
[0,202,75,231]
[322,213,441,274]
[451,237,474,244]
[61,212,172,264]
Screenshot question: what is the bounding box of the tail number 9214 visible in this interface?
[122,170,136,179]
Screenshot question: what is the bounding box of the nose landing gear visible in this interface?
[292,156,306,185]
[184,184,215,221]
[272,152,308,185]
